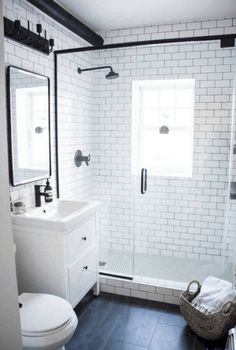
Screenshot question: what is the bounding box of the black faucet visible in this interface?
[35,185,49,207]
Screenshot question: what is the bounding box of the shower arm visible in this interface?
[78,66,113,74]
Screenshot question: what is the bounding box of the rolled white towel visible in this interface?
[191,276,236,315]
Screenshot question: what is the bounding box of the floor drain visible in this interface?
[99,261,107,267]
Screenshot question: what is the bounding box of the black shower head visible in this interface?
[106,69,119,79]
[77,65,119,80]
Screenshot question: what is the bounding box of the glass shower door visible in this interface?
[132,42,236,286]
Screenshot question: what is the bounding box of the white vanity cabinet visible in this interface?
[13,200,100,308]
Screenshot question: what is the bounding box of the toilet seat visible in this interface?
[21,313,78,350]
[19,293,78,350]
[19,293,74,334]
[22,315,74,337]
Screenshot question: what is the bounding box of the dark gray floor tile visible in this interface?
[158,310,187,327]
[110,304,159,347]
[66,292,227,350]
[73,290,95,320]
[128,297,149,307]
[66,294,128,350]
[149,323,196,350]
[67,335,104,350]
[90,292,129,310]
[103,339,147,350]
[159,302,181,313]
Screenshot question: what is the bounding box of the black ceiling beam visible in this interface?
[26,0,104,46]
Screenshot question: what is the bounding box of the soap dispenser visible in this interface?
[44,178,53,203]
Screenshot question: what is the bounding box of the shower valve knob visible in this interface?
[85,154,91,166]
[74,150,91,167]
[83,266,88,270]
[82,236,87,241]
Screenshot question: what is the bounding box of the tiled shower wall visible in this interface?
[95,18,236,263]
[57,52,99,202]
[3,0,236,265]
[4,0,95,206]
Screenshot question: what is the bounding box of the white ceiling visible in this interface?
[56,0,236,32]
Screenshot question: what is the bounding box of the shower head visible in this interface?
[106,69,119,79]
[77,65,119,80]
[159,125,170,134]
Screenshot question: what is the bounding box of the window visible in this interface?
[132,79,194,177]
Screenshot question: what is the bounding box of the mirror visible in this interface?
[7,66,51,186]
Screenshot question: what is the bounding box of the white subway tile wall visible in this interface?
[4,0,90,206]
[100,276,182,305]
[96,19,236,264]
[3,0,236,288]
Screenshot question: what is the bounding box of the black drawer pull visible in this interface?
[82,236,87,241]
[83,266,88,270]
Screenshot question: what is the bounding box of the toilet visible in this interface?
[19,293,78,350]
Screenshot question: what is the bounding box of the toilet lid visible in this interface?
[19,293,73,333]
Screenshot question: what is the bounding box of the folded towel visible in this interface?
[191,276,236,315]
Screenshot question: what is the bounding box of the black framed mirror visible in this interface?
[7,66,51,186]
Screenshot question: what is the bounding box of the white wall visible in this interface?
[94,18,236,263]
[4,0,88,206]
[0,0,22,348]
[5,0,236,275]
[57,51,99,202]
[56,17,236,264]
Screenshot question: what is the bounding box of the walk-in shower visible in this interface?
[77,65,119,79]
[55,31,236,292]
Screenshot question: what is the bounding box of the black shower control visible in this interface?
[74,150,91,167]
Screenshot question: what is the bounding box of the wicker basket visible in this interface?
[180,280,236,340]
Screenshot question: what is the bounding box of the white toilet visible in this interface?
[19,292,78,350]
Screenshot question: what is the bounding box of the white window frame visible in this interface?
[132,79,195,177]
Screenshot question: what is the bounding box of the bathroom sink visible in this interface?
[12,200,100,231]
[25,200,89,220]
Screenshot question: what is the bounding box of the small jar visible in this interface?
[12,201,25,215]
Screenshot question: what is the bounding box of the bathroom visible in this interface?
[1,0,236,349]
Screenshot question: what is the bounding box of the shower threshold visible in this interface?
[99,248,233,291]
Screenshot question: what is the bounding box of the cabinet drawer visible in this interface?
[68,246,97,304]
[67,216,96,264]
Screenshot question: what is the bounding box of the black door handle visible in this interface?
[141,168,147,194]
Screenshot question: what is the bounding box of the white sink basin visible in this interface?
[12,200,100,231]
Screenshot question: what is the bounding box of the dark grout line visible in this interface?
[147,317,161,350]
